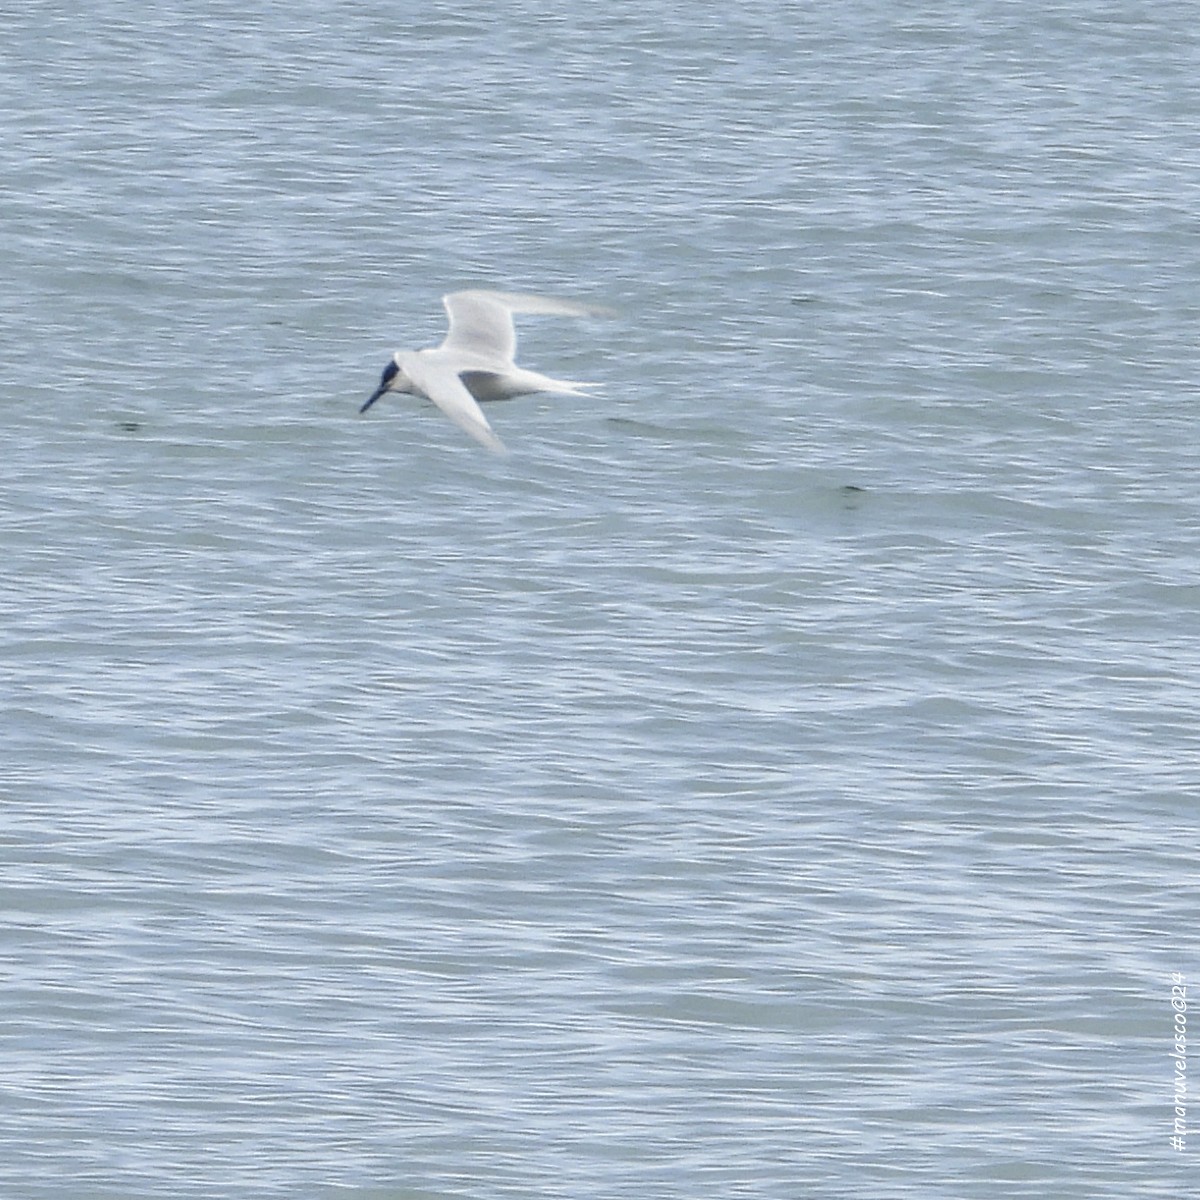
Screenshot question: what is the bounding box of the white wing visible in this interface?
[408,359,508,455]
[440,289,609,363]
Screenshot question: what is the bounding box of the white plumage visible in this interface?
[361,289,609,454]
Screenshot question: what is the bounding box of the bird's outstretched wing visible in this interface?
[408,359,508,455]
[440,290,608,364]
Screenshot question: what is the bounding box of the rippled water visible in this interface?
[2,2,1197,1197]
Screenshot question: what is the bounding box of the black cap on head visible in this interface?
[360,359,400,414]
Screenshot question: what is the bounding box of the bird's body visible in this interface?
[361,289,608,453]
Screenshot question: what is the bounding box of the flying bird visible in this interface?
[361,289,608,453]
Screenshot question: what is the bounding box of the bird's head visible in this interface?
[360,355,412,413]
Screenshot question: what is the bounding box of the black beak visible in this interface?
[360,385,387,414]
[362,359,400,413]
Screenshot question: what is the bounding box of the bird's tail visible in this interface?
[544,377,601,398]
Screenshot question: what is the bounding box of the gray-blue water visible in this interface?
[2,2,1197,1197]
